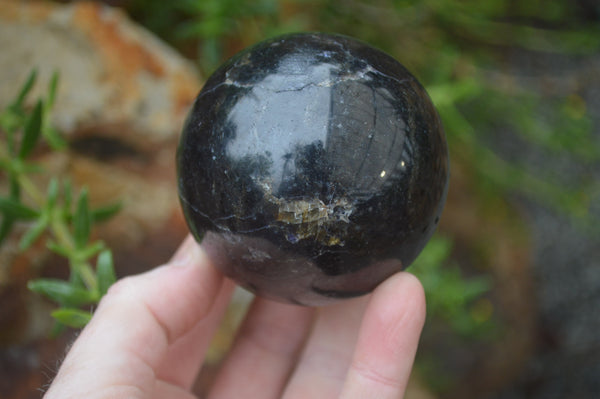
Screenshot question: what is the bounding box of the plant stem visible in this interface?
[71,259,98,293]
[49,214,98,291]
[17,174,45,205]
[50,212,74,248]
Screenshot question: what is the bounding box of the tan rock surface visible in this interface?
[0,0,200,142]
[0,3,200,397]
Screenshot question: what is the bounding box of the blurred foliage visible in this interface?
[127,0,600,234]
[0,70,120,331]
[129,0,310,74]
[411,236,494,338]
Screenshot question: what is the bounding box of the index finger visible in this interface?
[45,235,231,398]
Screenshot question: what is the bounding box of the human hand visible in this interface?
[43,235,426,399]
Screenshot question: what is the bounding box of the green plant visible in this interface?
[178,0,279,73]
[130,0,312,74]
[0,70,121,329]
[411,236,494,338]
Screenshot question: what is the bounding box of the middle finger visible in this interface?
[282,295,370,399]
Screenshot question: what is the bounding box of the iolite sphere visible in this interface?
[177,33,449,306]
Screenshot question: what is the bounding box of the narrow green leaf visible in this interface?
[63,179,73,212]
[96,249,116,297]
[0,196,40,220]
[91,201,122,223]
[68,268,86,289]
[74,188,91,249]
[462,277,493,300]
[51,308,92,329]
[19,214,48,250]
[46,178,59,209]
[9,175,20,198]
[0,179,22,246]
[43,125,66,150]
[28,278,95,307]
[47,240,71,257]
[13,69,37,108]
[47,71,59,109]
[19,100,44,159]
[76,241,105,261]
[0,110,14,133]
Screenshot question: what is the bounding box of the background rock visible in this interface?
[0,0,200,142]
[0,1,200,398]
[0,0,201,253]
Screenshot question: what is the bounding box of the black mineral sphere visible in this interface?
[177,33,449,306]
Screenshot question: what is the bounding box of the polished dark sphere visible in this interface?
[177,33,449,306]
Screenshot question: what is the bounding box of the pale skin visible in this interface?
[43,235,426,399]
